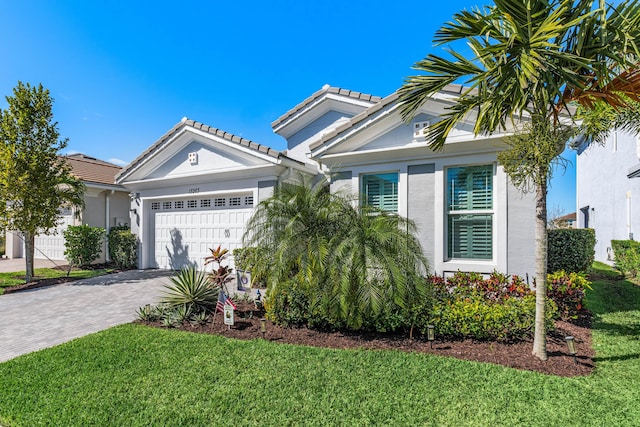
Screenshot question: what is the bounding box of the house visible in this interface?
[576,130,640,263]
[551,212,577,229]
[120,85,536,280]
[4,154,130,263]
[114,118,315,270]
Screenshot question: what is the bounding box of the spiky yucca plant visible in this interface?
[161,267,218,314]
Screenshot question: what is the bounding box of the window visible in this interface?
[200,199,211,208]
[187,200,197,208]
[214,198,226,207]
[151,202,160,210]
[174,201,184,209]
[162,201,172,210]
[245,195,254,206]
[447,165,493,260]
[229,197,241,207]
[361,172,398,212]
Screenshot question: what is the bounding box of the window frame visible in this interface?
[360,171,400,213]
[445,163,495,261]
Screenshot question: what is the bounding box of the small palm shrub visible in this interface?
[546,270,591,320]
[161,267,218,315]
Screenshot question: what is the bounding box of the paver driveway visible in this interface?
[0,269,170,362]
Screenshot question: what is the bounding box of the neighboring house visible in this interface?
[4,154,130,263]
[576,130,640,263]
[115,119,315,270]
[550,212,577,229]
[119,85,537,280]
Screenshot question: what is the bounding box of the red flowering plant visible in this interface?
[546,270,592,321]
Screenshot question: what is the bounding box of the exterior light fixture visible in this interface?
[427,324,435,349]
[565,336,577,364]
[260,318,267,339]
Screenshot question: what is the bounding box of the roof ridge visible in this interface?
[271,85,382,129]
[64,154,122,169]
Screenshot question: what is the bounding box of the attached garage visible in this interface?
[151,194,253,270]
[34,208,74,260]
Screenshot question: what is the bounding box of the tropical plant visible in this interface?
[161,267,218,314]
[245,175,429,330]
[0,82,85,282]
[204,245,233,293]
[398,0,640,360]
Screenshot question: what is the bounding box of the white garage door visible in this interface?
[34,208,74,260]
[152,194,254,270]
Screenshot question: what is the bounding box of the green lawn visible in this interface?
[0,263,638,426]
[0,267,116,295]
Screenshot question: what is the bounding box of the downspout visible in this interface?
[105,190,114,262]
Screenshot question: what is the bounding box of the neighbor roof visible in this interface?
[116,117,302,183]
[271,84,382,130]
[64,154,123,186]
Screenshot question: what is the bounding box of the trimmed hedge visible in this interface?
[63,225,105,267]
[547,228,596,273]
[108,226,138,268]
[611,240,640,278]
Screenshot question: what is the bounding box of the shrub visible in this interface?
[546,270,591,320]
[108,226,137,268]
[161,267,219,315]
[428,294,556,342]
[426,272,557,341]
[611,240,640,278]
[63,225,105,267]
[547,228,596,273]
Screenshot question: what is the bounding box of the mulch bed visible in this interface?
[141,301,594,377]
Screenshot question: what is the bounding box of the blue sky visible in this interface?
[0,0,575,214]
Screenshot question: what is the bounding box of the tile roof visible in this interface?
[64,154,123,186]
[309,84,475,152]
[116,117,299,183]
[271,84,382,130]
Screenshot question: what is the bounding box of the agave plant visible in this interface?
[161,267,218,314]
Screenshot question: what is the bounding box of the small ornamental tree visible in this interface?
[0,82,84,282]
[63,225,105,268]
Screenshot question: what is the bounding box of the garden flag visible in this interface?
[216,290,236,312]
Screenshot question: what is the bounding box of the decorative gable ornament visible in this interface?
[413,121,430,142]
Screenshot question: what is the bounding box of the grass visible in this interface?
[0,264,639,426]
[0,267,115,295]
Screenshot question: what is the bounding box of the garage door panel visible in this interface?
[153,204,252,271]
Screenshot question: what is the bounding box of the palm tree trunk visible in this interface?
[532,178,548,361]
[24,231,35,283]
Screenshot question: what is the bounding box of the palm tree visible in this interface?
[398,0,640,360]
[243,175,429,330]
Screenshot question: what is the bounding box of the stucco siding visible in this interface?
[506,182,536,281]
[330,171,353,195]
[286,111,353,163]
[577,131,640,263]
[408,164,435,270]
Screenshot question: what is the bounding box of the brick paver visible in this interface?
[0,270,170,362]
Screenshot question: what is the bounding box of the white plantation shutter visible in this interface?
[362,173,398,212]
[447,165,493,260]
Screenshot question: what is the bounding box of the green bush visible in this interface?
[547,228,596,273]
[546,270,591,320]
[63,225,105,267]
[428,294,556,342]
[108,226,137,268]
[611,240,640,278]
[427,272,557,341]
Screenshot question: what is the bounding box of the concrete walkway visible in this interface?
[0,257,67,273]
[0,269,170,362]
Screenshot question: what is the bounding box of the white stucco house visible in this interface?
[5,154,130,263]
[576,130,640,263]
[118,84,537,280]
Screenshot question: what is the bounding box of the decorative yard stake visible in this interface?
[260,318,267,339]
